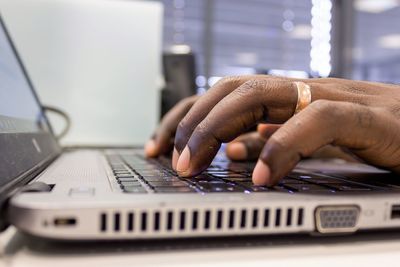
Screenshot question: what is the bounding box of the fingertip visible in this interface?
[257,124,281,140]
[176,146,191,174]
[172,147,179,170]
[226,142,247,161]
[252,160,271,186]
[257,124,269,135]
[144,139,158,157]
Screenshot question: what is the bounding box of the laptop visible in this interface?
[1,14,400,241]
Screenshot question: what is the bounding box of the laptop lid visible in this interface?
[0,14,61,202]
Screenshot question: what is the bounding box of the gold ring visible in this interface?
[294,81,311,115]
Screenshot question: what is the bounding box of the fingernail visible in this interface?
[145,139,157,157]
[252,160,271,185]
[226,142,247,160]
[172,147,179,170]
[176,146,190,174]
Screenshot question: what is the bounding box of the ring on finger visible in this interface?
[294,81,312,115]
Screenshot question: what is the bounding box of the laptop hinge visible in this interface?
[0,182,54,231]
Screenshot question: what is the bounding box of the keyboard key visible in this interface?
[196,179,226,184]
[209,172,248,178]
[198,183,246,193]
[272,185,294,192]
[236,182,270,192]
[143,176,182,182]
[123,186,147,193]
[248,186,271,192]
[223,177,252,182]
[307,177,347,184]
[117,177,139,183]
[186,175,224,183]
[120,181,142,187]
[205,166,224,171]
[279,178,310,184]
[115,173,136,178]
[137,170,169,176]
[328,184,372,191]
[113,170,131,173]
[148,180,188,187]
[154,187,197,193]
[112,168,128,172]
[284,183,334,192]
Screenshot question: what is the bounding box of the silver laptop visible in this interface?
[1,15,400,241]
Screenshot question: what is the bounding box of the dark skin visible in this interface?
[145,75,400,186]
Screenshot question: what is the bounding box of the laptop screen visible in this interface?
[0,15,60,192]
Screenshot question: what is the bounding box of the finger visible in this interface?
[145,95,199,158]
[257,124,358,162]
[252,100,400,186]
[257,124,281,139]
[226,132,265,161]
[311,145,360,162]
[176,79,298,176]
[174,75,298,156]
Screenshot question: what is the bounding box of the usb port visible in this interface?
[54,218,77,226]
[391,205,400,219]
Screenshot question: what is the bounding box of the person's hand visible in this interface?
[145,95,200,157]
[144,94,267,161]
[169,75,400,186]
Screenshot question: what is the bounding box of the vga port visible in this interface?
[315,205,360,234]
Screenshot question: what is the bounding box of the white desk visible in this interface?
[2,226,400,267]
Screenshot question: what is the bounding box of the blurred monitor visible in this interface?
[0,0,163,146]
[161,52,197,118]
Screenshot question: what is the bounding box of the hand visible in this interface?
[170,75,400,186]
[145,94,268,161]
[145,95,200,157]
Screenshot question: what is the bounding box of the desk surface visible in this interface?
[2,226,400,267]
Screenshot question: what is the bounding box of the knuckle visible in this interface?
[308,99,344,121]
[177,96,194,108]
[354,105,374,129]
[268,128,291,151]
[177,118,189,133]
[236,79,269,97]
[308,99,335,112]
[216,75,242,87]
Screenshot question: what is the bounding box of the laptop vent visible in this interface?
[99,207,305,235]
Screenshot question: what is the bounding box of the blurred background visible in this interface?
[157,0,400,87]
[1,0,399,146]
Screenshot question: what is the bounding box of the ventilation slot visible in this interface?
[154,212,160,231]
[286,208,293,226]
[216,210,223,229]
[167,211,173,231]
[297,208,304,226]
[100,213,107,232]
[264,209,270,227]
[114,213,121,232]
[140,212,147,231]
[179,211,186,231]
[127,212,134,231]
[192,211,198,230]
[275,209,281,227]
[240,209,247,228]
[229,210,235,229]
[252,209,259,228]
[204,210,211,230]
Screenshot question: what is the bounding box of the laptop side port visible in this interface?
[315,205,360,234]
[54,218,77,226]
[391,205,400,219]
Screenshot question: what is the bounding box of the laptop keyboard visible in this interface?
[106,153,389,194]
